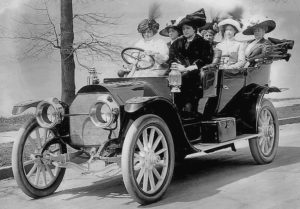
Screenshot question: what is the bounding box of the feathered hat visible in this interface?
[137,3,161,34]
[177,9,206,29]
[199,10,220,35]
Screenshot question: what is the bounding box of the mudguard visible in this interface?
[219,83,281,134]
[124,96,196,155]
[12,100,42,115]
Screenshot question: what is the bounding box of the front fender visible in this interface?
[12,100,42,115]
[124,96,170,113]
[124,96,196,156]
[220,84,281,133]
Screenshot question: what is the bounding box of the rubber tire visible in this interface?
[12,118,67,198]
[121,114,175,205]
[249,99,279,164]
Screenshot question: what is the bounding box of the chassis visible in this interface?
[11,38,293,204]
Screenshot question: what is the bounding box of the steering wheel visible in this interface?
[121,47,155,70]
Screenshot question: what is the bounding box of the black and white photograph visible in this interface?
[0,0,299,208]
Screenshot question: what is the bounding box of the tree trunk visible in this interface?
[60,0,75,105]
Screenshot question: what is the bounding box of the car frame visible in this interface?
[11,39,293,204]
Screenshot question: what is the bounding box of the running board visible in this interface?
[193,133,262,153]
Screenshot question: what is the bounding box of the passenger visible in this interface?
[203,29,217,46]
[159,17,183,48]
[168,9,213,114]
[243,18,276,66]
[198,21,219,47]
[121,4,169,77]
[216,18,246,73]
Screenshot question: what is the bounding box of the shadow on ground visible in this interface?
[41,146,300,207]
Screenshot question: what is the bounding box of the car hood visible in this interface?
[77,77,172,105]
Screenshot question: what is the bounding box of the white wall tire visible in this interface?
[249,99,279,164]
[121,114,175,204]
[12,118,66,198]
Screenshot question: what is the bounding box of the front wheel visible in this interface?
[121,114,175,205]
[249,99,279,164]
[12,118,67,198]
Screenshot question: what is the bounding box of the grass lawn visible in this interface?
[0,142,13,167]
[0,114,34,132]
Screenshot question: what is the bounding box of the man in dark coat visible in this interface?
[168,9,213,114]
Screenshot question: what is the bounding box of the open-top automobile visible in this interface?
[11,37,293,204]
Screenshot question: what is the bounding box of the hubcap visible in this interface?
[258,108,275,156]
[133,126,169,194]
[22,127,63,189]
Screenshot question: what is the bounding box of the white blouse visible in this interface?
[216,39,246,69]
[134,37,169,64]
[131,37,169,77]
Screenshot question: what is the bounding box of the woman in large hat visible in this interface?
[168,9,214,114]
[169,9,213,74]
[243,18,276,65]
[216,17,246,72]
[159,16,183,48]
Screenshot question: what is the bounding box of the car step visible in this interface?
[193,133,262,153]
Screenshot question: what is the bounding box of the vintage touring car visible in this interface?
[11,38,293,204]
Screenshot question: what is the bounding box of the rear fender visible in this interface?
[219,84,281,133]
[123,96,195,155]
[12,100,41,115]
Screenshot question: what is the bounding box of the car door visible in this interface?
[217,70,246,112]
[246,64,271,86]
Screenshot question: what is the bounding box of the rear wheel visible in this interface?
[249,99,279,164]
[12,118,67,198]
[121,114,175,204]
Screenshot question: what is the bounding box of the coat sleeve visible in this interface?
[261,39,273,57]
[167,41,176,65]
[167,39,184,65]
[194,40,214,69]
[247,39,273,62]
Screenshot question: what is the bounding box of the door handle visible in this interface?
[223,85,229,90]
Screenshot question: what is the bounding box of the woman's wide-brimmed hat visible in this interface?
[218,18,242,32]
[199,21,219,35]
[137,3,161,34]
[177,9,206,28]
[159,16,184,37]
[243,18,276,35]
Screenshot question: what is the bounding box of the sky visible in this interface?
[0,0,299,116]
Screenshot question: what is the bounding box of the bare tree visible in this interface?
[61,0,75,105]
[0,0,124,105]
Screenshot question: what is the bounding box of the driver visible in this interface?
[121,4,169,77]
[168,9,213,114]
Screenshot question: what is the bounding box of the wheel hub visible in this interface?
[268,126,274,137]
[144,150,160,169]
